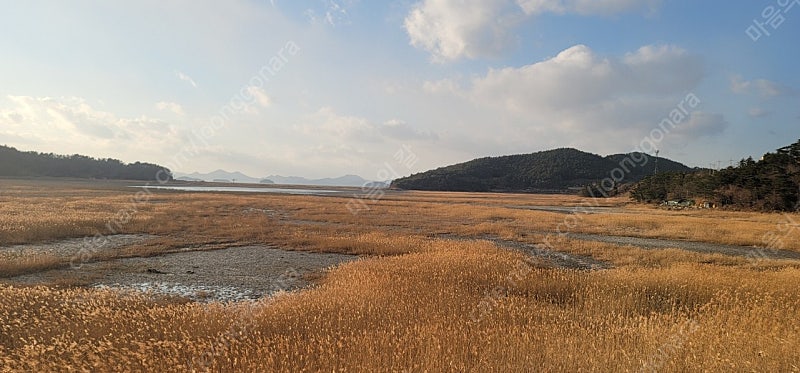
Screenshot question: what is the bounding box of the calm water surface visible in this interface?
[132,185,341,195]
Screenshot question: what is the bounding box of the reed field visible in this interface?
[1,179,800,371]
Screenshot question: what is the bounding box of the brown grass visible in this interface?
[1,179,800,371]
[2,245,800,371]
[0,254,64,278]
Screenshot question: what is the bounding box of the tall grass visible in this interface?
[0,254,63,278]
[2,242,799,371]
[2,179,799,371]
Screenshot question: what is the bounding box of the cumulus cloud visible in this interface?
[155,101,185,116]
[730,75,795,97]
[405,0,525,62]
[5,96,118,139]
[0,95,180,152]
[405,0,660,62]
[419,43,720,153]
[469,44,703,115]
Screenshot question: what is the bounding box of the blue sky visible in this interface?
[1,0,798,179]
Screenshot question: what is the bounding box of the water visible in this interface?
[132,185,341,195]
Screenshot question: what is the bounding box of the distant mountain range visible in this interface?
[391,148,692,193]
[175,170,259,183]
[173,170,380,187]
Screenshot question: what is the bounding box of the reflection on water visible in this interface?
[132,185,340,195]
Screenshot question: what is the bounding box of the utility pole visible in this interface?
[653,149,659,175]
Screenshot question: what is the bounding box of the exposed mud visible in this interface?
[5,245,358,302]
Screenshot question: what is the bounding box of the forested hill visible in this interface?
[391,148,691,192]
[0,145,172,181]
[631,139,800,211]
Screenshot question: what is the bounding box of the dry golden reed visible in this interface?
[1,179,799,371]
[3,247,800,371]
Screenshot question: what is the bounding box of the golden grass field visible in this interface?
[1,178,800,371]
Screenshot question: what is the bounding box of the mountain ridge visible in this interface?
[173,170,376,187]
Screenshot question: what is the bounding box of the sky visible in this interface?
[1,0,798,179]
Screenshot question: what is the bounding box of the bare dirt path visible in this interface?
[562,232,800,260]
[506,205,623,214]
[440,228,799,271]
[434,234,611,270]
[500,204,800,260]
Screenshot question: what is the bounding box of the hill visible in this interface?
[391,148,692,193]
[605,153,695,179]
[0,145,172,181]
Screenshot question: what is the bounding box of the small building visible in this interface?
[662,199,695,208]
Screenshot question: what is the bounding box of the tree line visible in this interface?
[630,139,800,211]
[0,145,172,181]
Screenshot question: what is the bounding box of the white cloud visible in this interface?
[419,43,718,153]
[469,44,703,114]
[175,70,198,88]
[730,75,794,97]
[4,96,118,139]
[0,95,180,158]
[405,0,661,62]
[155,101,185,116]
[405,0,524,62]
